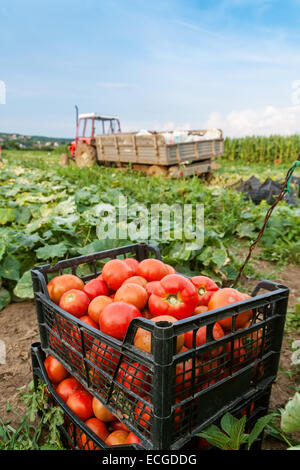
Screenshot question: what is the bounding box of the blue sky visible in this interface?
[1,0,300,138]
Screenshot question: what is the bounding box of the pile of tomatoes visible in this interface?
[43,256,263,449]
[44,354,141,448]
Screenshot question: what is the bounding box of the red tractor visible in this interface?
[68,106,121,166]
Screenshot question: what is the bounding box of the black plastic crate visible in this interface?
[31,342,141,450]
[31,342,270,451]
[31,242,289,450]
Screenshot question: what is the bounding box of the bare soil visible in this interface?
[0,264,299,450]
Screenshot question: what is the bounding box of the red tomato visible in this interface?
[126,432,141,445]
[47,274,84,304]
[114,283,148,311]
[59,289,90,318]
[122,276,147,288]
[110,421,130,432]
[99,301,141,341]
[83,278,108,301]
[80,418,109,450]
[88,295,113,324]
[87,340,121,374]
[92,397,116,422]
[148,274,198,320]
[116,361,151,394]
[134,315,184,354]
[105,430,129,446]
[184,322,225,358]
[56,377,85,402]
[134,398,151,429]
[164,264,176,275]
[122,258,139,274]
[208,288,253,331]
[194,305,209,314]
[145,281,164,296]
[102,259,133,291]
[190,276,219,306]
[141,308,154,320]
[44,355,69,384]
[66,390,93,421]
[136,259,169,282]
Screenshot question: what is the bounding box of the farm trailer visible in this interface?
[94,129,224,177]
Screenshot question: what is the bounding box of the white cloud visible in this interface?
[204,105,300,137]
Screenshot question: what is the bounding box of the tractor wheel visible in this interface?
[75,144,97,168]
[59,153,70,166]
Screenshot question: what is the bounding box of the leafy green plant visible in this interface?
[197,412,274,450]
[0,380,65,450]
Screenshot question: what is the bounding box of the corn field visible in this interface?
[223,135,300,164]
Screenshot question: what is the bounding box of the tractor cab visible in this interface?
[68,112,121,158]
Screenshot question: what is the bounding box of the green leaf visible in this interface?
[227,415,247,450]
[13,270,34,300]
[220,412,237,435]
[281,392,300,434]
[197,425,231,450]
[36,242,69,260]
[0,287,11,310]
[212,248,227,268]
[0,255,20,280]
[248,414,274,449]
[0,208,16,225]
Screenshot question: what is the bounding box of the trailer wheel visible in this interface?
[146,165,168,177]
[75,144,97,168]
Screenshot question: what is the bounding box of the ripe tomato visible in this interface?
[69,315,99,349]
[116,361,151,394]
[190,276,219,306]
[80,417,109,450]
[66,390,93,421]
[184,322,225,358]
[114,283,148,311]
[164,264,176,275]
[105,430,129,446]
[102,259,133,291]
[145,281,163,296]
[134,398,151,429]
[148,274,198,320]
[56,377,85,402]
[208,288,253,331]
[59,289,90,318]
[125,432,141,445]
[141,308,154,320]
[122,258,139,274]
[122,276,147,288]
[99,301,141,341]
[88,295,113,324]
[83,278,108,301]
[87,340,121,375]
[136,259,169,282]
[92,397,116,422]
[47,274,84,304]
[44,355,69,384]
[194,305,209,314]
[110,421,130,432]
[134,315,184,354]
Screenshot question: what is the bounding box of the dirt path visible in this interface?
[0,265,299,449]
